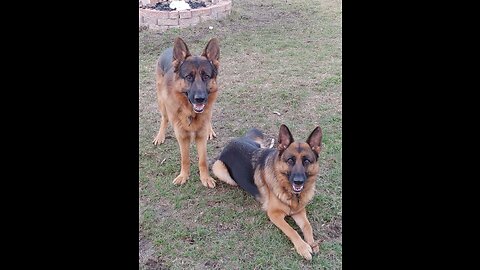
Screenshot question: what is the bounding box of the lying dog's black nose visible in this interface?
[293,175,305,185]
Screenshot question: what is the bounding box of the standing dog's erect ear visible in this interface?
[306,126,323,157]
[277,124,294,153]
[173,37,191,71]
[202,38,220,71]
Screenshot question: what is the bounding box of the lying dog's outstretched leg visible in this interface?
[267,210,313,260]
[292,209,320,254]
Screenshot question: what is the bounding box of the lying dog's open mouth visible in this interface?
[292,183,304,193]
[192,103,206,113]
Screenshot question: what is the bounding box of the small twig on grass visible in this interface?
[312,239,324,249]
[160,158,166,165]
[273,111,281,116]
[268,139,274,148]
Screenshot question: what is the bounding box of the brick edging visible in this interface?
[139,0,232,31]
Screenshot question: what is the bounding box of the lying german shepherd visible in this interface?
[153,37,220,188]
[212,124,323,260]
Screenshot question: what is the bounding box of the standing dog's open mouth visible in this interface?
[192,103,206,113]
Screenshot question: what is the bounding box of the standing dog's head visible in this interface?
[276,124,323,195]
[172,37,220,113]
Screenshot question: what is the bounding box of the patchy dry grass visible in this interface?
[139,0,342,268]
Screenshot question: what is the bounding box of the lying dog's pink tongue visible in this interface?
[193,104,205,113]
[293,183,304,193]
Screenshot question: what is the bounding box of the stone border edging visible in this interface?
[139,0,232,31]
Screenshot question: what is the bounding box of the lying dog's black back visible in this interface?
[216,128,270,198]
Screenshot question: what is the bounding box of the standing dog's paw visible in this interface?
[172,174,189,185]
[153,133,166,145]
[200,176,216,188]
[208,128,217,140]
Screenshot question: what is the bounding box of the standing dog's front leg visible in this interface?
[172,129,190,185]
[195,133,216,188]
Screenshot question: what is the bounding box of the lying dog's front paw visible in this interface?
[200,176,216,188]
[295,241,313,260]
[172,174,189,185]
[310,240,320,254]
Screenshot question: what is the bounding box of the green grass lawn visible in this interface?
[139,0,342,268]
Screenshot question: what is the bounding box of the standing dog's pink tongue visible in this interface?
[193,103,205,113]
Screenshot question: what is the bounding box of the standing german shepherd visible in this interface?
[212,124,323,260]
[153,37,220,188]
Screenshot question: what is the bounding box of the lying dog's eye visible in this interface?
[202,74,210,81]
[184,74,194,82]
[303,159,311,165]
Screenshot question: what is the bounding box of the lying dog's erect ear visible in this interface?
[277,124,294,153]
[306,126,323,156]
[173,37,191,70]
[202,38,220,70]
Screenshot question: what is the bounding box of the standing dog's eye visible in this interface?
[303,159,311,165]
[202,74,210,81]
[287,157,295,165]
[184,74,194,82]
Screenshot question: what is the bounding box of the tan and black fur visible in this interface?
[153,37,220,188]
[212,124,323,260]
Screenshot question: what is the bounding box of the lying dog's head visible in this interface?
[276,124,323,194]
[172,37,220,113]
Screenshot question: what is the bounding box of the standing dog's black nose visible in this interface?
[193,92,206,103]
[194,97,205,103]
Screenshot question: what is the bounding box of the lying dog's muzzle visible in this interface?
[291,175,305,193]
